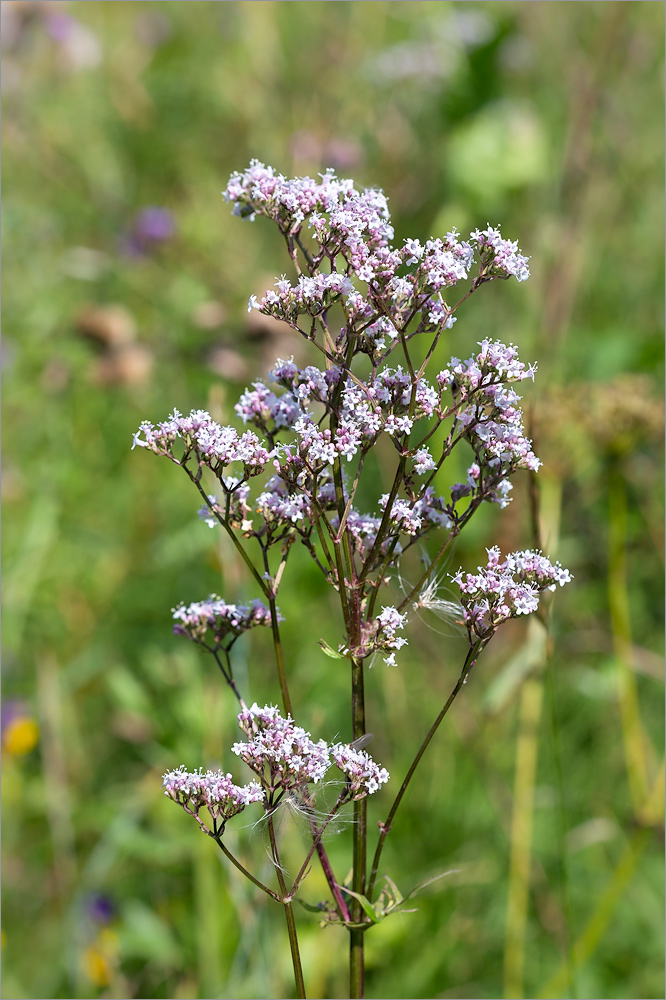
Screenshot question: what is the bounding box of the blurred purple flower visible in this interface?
[43,10,102,70]
[124,207,175,256]
[45,12,75,43]
[1,700,28,734]
[85,894,116,925]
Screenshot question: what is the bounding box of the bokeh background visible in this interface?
[2,3,664,999]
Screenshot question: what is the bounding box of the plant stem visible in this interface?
[357,455,407,587]
[189,475,270,598]
[289,792,346,897]
[212,834,279,901]
[262,545,294,717]
[210,648,247,708]
[314,838,350,923]
[349,922,365,1000]
[283,899,307,1000]
[367,643,480,901]
[268,815,307,999]
[349,652,367,999]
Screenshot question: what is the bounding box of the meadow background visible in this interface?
[2,2,664,998]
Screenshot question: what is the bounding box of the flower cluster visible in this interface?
[373,606,409,666]
[379,487,452,538]
[232,703,389,800]
[256,476,313,526]
[224,161,529,367]
[172,597,276,648]
[141,163,572,964]
[234,378,301,434]
[233,703,333,791]
[162,765,264,832]
[330,743,390,797]
[453,546,572,642]
[437,340,540,510]
[224,161,390,238]
[249,272,354,325]
[132,409,272,478]
[470,226,530,282]
[437,338,536,400]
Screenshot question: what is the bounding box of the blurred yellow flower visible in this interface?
[82,929,119,988]
[2,716,39,756]
[82,943,111,988]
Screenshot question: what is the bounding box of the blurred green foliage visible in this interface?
[2,2,663,999]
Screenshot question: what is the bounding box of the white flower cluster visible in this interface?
[453,546,572,641]
[171,597,276,647]
[233,703,390,798]
[162,765,264,831]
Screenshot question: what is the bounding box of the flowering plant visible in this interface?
[133,161,571,999]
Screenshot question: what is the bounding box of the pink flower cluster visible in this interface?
[162,765,264,830]
[224,160,390,239]
[234,379,301,433]
[136,164,565,690]
[233,703,332,789]
[249,272,354,325]
[172,597,276,647]
[132,409,272,478]
[330,742,390,797]
[224,161,529,363]
[232,703,389,799]
[379,487,452,537]
[452,546,572,641]
[373,606,409,666]
[470,227,530,282]
[438,340,540,510]
[437,339,536,398]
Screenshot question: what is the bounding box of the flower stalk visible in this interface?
[135,161,571,999]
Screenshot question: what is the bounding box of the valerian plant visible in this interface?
[133,161,571,999]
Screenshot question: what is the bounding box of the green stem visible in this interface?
[268,815,307,999]
[349,652,367,999]
[268,596,292,718]
[283,900,306,1000]
[189,476,270,598]
[210,647,247,709]
[367,643,480,901]
[289,792,347,897]
[357,454,407,587]
[350,923,365,999]
[260,543,295,717]
[212,833,279,901]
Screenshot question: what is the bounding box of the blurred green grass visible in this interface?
[2,2,663,998]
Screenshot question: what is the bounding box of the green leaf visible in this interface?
[401,869,461,905]
[297,898,329,914]
[318,639,346,660]
[342,888,383,924]
[382,874,404,905]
